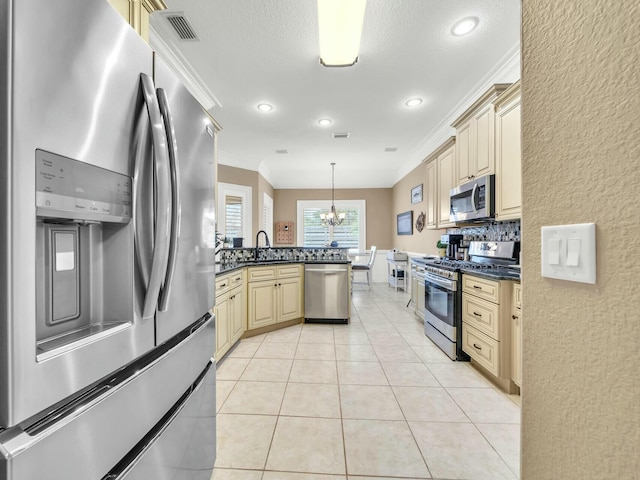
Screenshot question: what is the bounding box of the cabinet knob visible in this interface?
[512,314,517,320]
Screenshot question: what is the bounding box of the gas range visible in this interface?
[422,241,520,362]
[424,241,521,280]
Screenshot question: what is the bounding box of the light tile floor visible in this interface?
[212,284,520,480]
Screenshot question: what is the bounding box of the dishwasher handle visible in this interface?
[305,268,348,273]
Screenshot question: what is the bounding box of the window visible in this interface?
[296,200,366,250]
[217,183,252,246]
[224,195,243,238]
[262,193,273,242]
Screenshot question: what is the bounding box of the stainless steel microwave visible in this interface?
[449,174,495,222]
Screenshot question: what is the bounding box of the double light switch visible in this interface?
[541,223,596,284]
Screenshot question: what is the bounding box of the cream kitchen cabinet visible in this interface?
[107,0,167,42]
[452,84,510,185]
[426,159,438,229]
[425,137,456,230]
[462,273,518,393]
[437,142,456,228]
[247,264,303,331]
[494,81,522,221]
[409,261,425,321]
[214,269,245,360]
[511,282,522,387]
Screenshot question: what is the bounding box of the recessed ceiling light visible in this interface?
[451,16,479,36]
[405,97,423,108]
[318,118,333,127]
[257,103,273,112]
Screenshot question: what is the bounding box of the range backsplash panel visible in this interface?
[447,220,521,244]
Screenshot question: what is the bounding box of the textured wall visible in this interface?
[391,162,444,256]
[272,188,393,249]
[521,0,640,478]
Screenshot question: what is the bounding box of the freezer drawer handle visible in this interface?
[137,74,172,320]
[156,87,182,313]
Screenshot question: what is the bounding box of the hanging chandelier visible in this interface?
[320,162,346,226]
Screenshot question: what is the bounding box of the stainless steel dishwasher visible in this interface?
[304,263,350,324]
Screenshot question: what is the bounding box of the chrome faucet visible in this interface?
[255,230,271,261]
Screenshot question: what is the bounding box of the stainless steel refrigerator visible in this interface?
[0,1,217,478]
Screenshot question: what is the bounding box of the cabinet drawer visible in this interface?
[462,275,500,303]
[215,273,233,297]
[228,269,245,288]
[462,294,500,339]
[216,269,245,297]
[276,264,302,278]
[513,283,522,309]
[462,323,499,377]
[248,266,277,282]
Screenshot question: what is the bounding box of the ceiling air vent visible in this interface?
[384,147,398,152]
[275,149,288,154]
[332,132,350,139]
[165,13,199,41]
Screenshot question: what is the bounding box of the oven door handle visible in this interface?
[424,272,456,291]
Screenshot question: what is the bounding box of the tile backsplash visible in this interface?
[448,220,521,243]
[218,247,349,265]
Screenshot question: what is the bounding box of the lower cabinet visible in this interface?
[214,269,245,361]
[511,283,522,387]
[214,263,305,359]
[248,264,303,331]
[462,274,518,392]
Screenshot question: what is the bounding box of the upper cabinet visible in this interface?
[494,81,522,221]
[426,159,438,229]
[452,84,511,185]
[424,137,456,230]
[107,0,167,43]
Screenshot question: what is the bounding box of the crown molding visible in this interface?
[395,43,521,183]
[149,24,220,110]
[141,0,167,14]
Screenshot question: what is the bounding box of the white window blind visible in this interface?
[224,195,243,238]
[297,200,366,249]
[263,193,273,241]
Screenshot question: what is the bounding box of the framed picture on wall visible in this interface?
[411,184,423,204]
[397,211,413,235]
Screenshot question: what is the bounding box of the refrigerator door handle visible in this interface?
[138,74,172,320]
[133,100,152,288]
[155,87,181,313]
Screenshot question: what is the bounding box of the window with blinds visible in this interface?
[224,195,243,238]
[301,206,361,248]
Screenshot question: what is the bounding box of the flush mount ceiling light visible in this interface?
[318,118,333,126]
[451,16,479,36]
[257,103,273,112]
[405,97,423,108]
[317,0,367,67]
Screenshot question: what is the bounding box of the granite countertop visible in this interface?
[460,268,521,282]
[215,259,350,275]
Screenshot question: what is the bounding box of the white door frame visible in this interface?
[217,182,253,247]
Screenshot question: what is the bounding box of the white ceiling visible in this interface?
[149,0,521,189]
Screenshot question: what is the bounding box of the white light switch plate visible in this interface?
[541,223,596,284]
